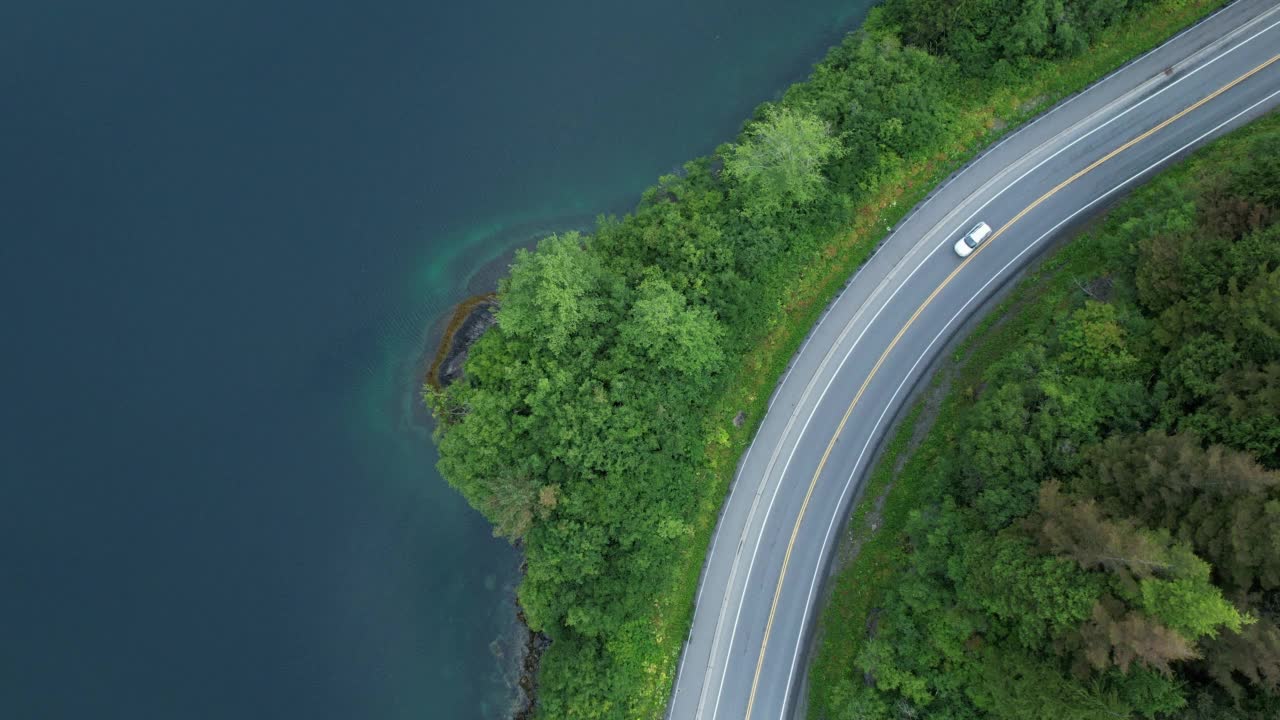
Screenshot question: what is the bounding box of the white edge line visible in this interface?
[702,18,1280,719]
[765,0,1255,382]
[776,83,1280,720]
[678,7,1280,717]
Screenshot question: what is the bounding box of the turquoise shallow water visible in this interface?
[0,1,870,717]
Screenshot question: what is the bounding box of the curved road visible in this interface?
[668,2,1280,719]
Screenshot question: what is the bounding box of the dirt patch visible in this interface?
[1078,273,1115,302]
[833,355,955,572]
[1016,94,1051,116]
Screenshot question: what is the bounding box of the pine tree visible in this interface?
[1199,614,1280,700]
[1033,480,1185,593]
[1072,594,1198,675]
[1078,432,1280,592]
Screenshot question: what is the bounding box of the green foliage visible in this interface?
[618,275,724,378]
[881,0,1150,72]
[1033,480,1192,592]
[1078,431,1280,592]
[953,530,1102,648]
[783,31,955,194]
[499,232,613,358]
[1140,571,1245,640]
[1073,594,1198,676]
[1197,619,1280,701]
[810,112,1280,719]
[725,106,846,217]
[1058,301,1139,377]
[968,646,1158,720]
[1226,133,1280,209]
[427,0,1239,715]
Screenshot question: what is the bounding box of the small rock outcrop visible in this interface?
[428,294,499,389]
[511,603,551,720]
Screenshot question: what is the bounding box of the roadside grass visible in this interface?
[802,104,1280,718]
[622,0,1229,715]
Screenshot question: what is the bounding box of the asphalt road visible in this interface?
[667,2,1280,718]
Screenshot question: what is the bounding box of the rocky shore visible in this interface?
[427,294,552,720]
[511,592,552,720]
[426,293,499,390]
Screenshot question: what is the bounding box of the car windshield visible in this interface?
[966,236,979,248]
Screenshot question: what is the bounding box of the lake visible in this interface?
[0,1,869,717]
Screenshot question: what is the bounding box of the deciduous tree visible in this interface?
[724,106,845,217]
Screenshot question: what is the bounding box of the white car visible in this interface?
[954,221,992,257]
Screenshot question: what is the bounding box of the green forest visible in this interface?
[426,0,1233,716]
[809,114,1280,719]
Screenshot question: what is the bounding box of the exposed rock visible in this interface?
[510,558,551,720]
[733,410,746,428]
[510,608,551,720]
[427,294,499,390]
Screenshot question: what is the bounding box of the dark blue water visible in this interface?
[0,1,868,717]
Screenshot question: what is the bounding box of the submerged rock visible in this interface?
[510,603,551,720]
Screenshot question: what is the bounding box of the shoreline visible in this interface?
[488,567,552,720]
[424,294,553,720]
[425,293,499,390]
[421,222,593,719]
[510,572,552,720]
[416,214,599,400]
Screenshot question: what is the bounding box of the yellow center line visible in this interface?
[740,51,1280,720]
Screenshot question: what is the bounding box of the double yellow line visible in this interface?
[740,51,1280,720]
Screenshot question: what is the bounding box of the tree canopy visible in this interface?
[724,106,845,216]
[425,0,1263,715]
[812,110,1280,720]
